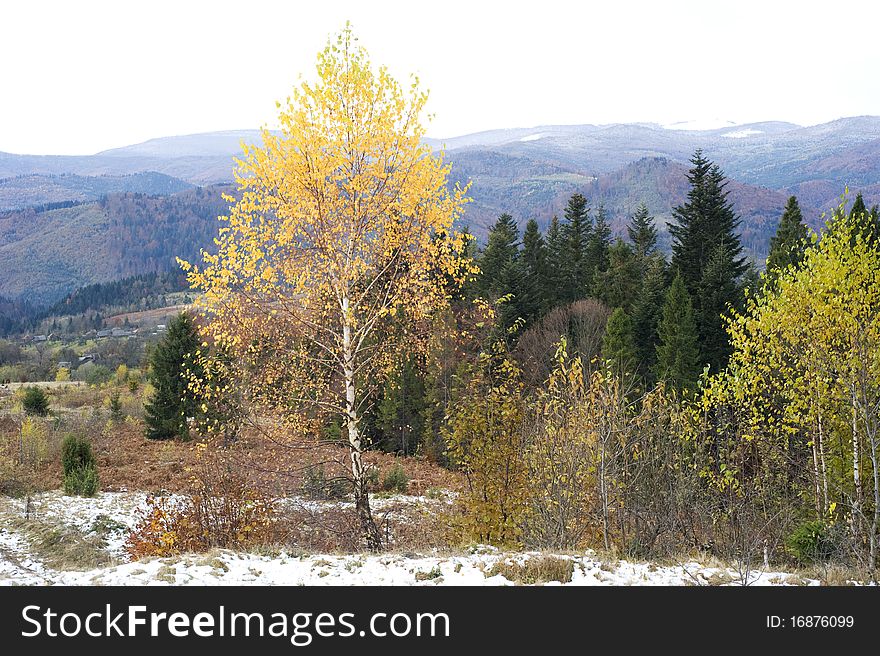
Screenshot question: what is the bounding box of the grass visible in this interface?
[414,565,443,581]
[487,555,574,584]
[5,514,113,571]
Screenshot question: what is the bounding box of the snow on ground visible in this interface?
[0,491,817,586]
[0,525,52,585]
[519,133,546,142]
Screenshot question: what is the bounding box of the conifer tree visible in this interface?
[669,150,747,291]
[545,215,565,307]
[669,150,747,369]
[587,203,612,288]
[559,194,591,302]
[602,307,637,378]
[376,356,427,456]
[631,255,668,378]
[698,241,741,372]
[477,213,520,300]
[653,273,700,391]
[514,218,550,325]
[596,239,641,311]
[144,312,204,440]
[766,196,809,284]
[627,202,658,262]
[848,192,880,247]
[849,193,867,221]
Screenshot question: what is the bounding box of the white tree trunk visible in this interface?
[342,294,382,551]
[852,387,863,544]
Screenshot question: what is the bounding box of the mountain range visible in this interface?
[2,117,879,305]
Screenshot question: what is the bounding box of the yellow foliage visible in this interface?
[180,25,473,443]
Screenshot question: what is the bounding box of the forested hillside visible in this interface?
[0,185,231,304]
[0,171,193,211]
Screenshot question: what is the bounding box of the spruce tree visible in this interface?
[653,273,700,391]
[849,193,867,221]
[631,254,669,378]
[848,192,880,247]
[545,215,565,307]
[669,150,747,291]
[514,218,550,325]
[559,194,591,302]
[669,150,746,370]
[144,312,204,440]
[586,203,612,290]
[477,213,520,300]
[376,356,427,456]
[697,241,740,372]
[596,239,641,311]
[766,196,809,284]
[627,202,658,262]
[602,307,637,378]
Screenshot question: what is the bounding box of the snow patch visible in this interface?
[722,129,763,139]
[662,119,739,131]
[0,492,828,586]
[519,133,546,142]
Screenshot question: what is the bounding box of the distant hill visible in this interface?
[3,116,880,192]
[0,171,193,211]
[2,116,880,307]
[0,186,231,305]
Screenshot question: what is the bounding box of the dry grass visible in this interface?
[3,514,113,571]
[803,563,862,586]
[487,555,575,584]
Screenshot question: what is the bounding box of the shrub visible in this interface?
[786,520,838,565]
[22,386,50,416]
[109,390,123,422]
[302,464,350,500]
[382,462,409,494]
[126,450,276,558]
[61,434,99,496]
[74,363,113,386]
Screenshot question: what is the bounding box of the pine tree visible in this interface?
[669,150,747,370]
[602,307,637,378]
[766,196,809,284]
[143,312,204,440]
[653,272,700,391]
[631,254,669,378]
[559,194,591,302]
[627,202,658,262]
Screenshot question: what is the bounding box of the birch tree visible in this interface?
[181,27,470,550]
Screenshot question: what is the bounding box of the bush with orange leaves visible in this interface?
[126,442,278,558]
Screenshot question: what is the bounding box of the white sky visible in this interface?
[2,0,878,155]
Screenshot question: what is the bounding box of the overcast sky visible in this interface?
[2,0,878,155]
